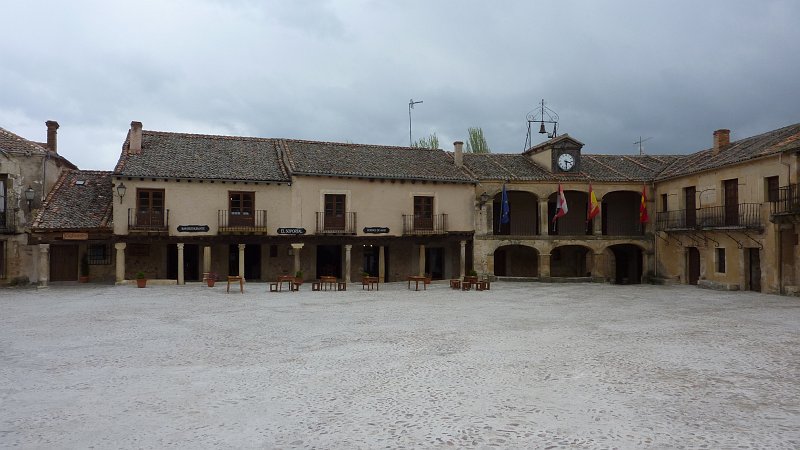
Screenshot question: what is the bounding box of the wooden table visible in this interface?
[320,276,338,291]
[275,274,295,291]
[407,275,427,291]
[362,276,379,290]
[227,275,244,293]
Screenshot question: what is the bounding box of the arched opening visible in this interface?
[494,245,538,277]
[550,245,592,277]
[602,191,644,236]
[548,190,591,235]
[607,244,643,284]
[492,191,539,236]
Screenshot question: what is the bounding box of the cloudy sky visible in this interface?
[2,0,799,170]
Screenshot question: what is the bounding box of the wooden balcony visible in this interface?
[218,210,268,234]
[770,184,800,223]
[403,213,448,235]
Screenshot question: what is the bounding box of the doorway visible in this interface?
[425,247,444,280]
[316,245,342,278]
[362,246,390,280]
[687,247,700,285]
[167,244,201,281]
[747,248,761,292]
[228,244,262,280]
[50,245,78,281]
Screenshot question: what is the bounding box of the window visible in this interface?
[413,196,434,230]
[0,177,6,228]
[0,240,5,279]
[661,194,668,212]
[229,191,254,226]
[324,194,346,230]
[136,189,165,226]
[684,186,696,227]
[88,244,111,265]
[716,248,726,273]
[766,176,780,202]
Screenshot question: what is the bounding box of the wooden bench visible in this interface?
[449,279,461,289]
[362,276,379,290]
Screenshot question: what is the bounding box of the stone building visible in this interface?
[654,125,800,295]
[0,122,75,284]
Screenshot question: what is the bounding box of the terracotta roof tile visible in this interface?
[32,170,113,231]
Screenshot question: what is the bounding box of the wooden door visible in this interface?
[137,189,165,227]
[684,186,696,227]
[229,191,254,227]
[724,179,739,226]
[748,248,761,292]
[413,196,434,230]
[50,245,78,281]
[324,194,346,230]
[687,247,700,285]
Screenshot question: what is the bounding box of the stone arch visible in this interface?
[547,190,591,235]
[494,244,539,277]
[601,190,644,236]
[492,190,539,236]
[550,244,593,277]
[604,243,644,284]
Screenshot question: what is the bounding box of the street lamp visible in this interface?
[24,186,35,210]
[116,182,127,203]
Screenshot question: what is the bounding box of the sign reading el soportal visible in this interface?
[278,227,306,235]
[177,225,210,233]
[363,227,390,234]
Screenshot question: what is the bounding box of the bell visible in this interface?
[538,122,547,134]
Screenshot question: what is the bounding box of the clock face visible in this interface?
[557,153,575,171]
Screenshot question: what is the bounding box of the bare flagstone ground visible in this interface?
[1,282,799,449]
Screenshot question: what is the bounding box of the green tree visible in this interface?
[412,132,439,149]
[465,127,491,153]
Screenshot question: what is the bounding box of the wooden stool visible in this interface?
[227,276,244,294]
[312,281,321,291]
[337,282,347,291]
[269,282,279,292]
[449,279,461,289]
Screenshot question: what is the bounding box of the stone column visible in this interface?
[593,214,602,235]
[539,252,551,278]
[592,252,605,280]
[539,200,549,236]
[418,244,426,276]
[238,244,245,279]
[177,243,185,285]
[378,245,385,282]
[292,243,304,277]
[459,240,466,279]
[114,242,126,283]
[344,244,352,283]
[203,245,211,275]
[38,244,50,287]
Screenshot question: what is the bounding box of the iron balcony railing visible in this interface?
[403,213,448,235]
[770,183,800,217]
[656,203,762,230]
[316,211,357,234]
[0,210,16,234]
[128,208,169,232]
[218,210,268,233]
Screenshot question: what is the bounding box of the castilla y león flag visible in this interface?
[552,183,568,222]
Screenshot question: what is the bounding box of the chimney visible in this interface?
[129,121,143,154]
[453,141,464,167]
[45,120,59,153]
[712,129,730,155]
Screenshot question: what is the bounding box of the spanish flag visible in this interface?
[587,184,600,221]
[639,185,649,223]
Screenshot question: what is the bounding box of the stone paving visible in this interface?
[1,282,799,448]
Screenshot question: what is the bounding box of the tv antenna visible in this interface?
[524,99,559,151]
[634,136,653,155]
[408,99,423,146]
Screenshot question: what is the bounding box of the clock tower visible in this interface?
[522,134,584,173]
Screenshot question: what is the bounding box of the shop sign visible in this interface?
[278,227,306,235]
[63,232,89,240]
[177,225,210,233]
[363,227,390,234]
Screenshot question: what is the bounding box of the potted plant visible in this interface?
[135,271,147,288]
[206,272,218,288]
[295,270,304,284]
[362,271,370,279]
[79,254,90,283]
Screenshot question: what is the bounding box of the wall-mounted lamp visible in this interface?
[116,182,127,203]
[287,248,294,256]
[24,186,35,210]
[478,191,491,207]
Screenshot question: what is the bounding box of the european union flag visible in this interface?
[500,183,510,224]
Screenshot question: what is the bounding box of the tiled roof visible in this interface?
[462,153,552,181]
[280,140,475,183]
[582,154,684,182]
[0,127,76,168]
[32,170,113,231]
[114,130,290,182]
[657,123,800,180]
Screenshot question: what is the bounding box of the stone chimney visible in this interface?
[712,129,730,156]
[453,141,464,167]
[45,120,59,153]
[129,121,143,154]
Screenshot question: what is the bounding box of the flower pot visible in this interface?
[136,278,147,288]
[79,276,89,283]
[207,279,216,287]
